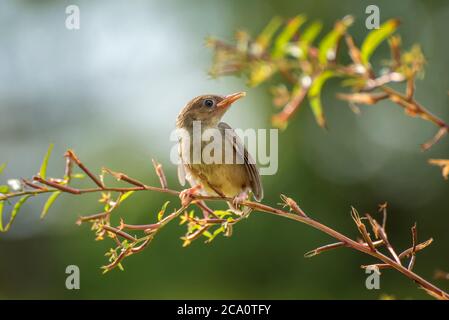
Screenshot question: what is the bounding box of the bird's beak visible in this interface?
[217,91,246,109]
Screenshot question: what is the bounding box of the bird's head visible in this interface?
[176,92,246,128]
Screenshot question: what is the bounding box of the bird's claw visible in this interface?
[232,193,247,209]
[228,193,250,216]
[179,185,202,207]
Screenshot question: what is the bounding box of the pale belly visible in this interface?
[186,163,249,198]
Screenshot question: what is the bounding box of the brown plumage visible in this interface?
[176,92,263,202]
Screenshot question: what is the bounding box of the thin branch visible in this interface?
[399,238,433,259]
[102,168,146,188]
[351,207,376,252]
[408,223,418,270]
[22,179,47,191]
[66,150,105,188]
[33,176,81,194]
[102,225,137,242]
[366,213,402,265]
[152,159,168,189]
[305,239,384,258]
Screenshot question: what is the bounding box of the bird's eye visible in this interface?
[203,99,214,108]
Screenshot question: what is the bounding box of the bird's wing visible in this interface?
[177,141,186,186]
[178,163,186,186]
[218,122,263,201]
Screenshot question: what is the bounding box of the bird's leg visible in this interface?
[227,192,250,216]
[179,185,202,207]
[180,186,218,219]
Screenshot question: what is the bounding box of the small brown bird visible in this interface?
[176,92,263,210]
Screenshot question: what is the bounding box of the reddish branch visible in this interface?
[1,149,448,299]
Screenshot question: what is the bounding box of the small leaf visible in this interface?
[212,210,233,218]
[0,201,4,232]
[0,163,6,175]
[119,191,135,204]
[308,71,337,128]
[255,16,283,52]
[40,191,62,219]
[272,15,306,58]
[248,62,276,87]
[299,21,322,59]
[318,16,354,65]
[361,19,400,65]
[39,143,54,179]
[0,185,9,194]
[202,230,213,239]
[158,201,170,221]
[429,159,449,180]
[205,226,225,243]
[4,195,32,232]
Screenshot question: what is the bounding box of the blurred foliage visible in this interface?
[207,14,444,141]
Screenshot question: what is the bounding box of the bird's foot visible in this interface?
[228,193,250,217]
[179,185,202,207]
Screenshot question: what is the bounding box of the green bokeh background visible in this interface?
[1,0,449,299]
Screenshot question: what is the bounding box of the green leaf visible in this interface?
[361,19,400,65]
[308,71,337,128]
[4,195,32,232]
[205,226,225,243]
[212,210,233,218]
[0,201,4,232]
[202,230,213,239]
[119,191,135,204]
[0,185,9,194]
[39,143,54,179]
[272,15,306,58]
[158,201,170,221]
[255,16,283,52]
[0,163,6,175]
[318,16,354,65]
[248,62,276,87]
[40,191,61,219]
[299,21,322,59]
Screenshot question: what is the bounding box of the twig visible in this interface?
[351,207,376,252]
[378,202,388,230]
[428,159,449,180]
[152,159,168,189]
[399,238,433,259]
[22,179,47,191]
[33,176,81,194]
[102,225,137,242]
[102,168,146,188]
[361,264,390,270]
[272,85,309,128]
[408,223,418,270]
[366,213,402,265]
[66,150,105,188]
[305,239,384,257]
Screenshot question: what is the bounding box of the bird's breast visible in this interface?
[178,126,250,197]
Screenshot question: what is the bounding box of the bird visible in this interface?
[176,92,263,213]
